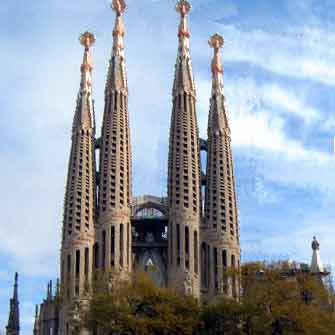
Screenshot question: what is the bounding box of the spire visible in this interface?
[204,34,240,300]
[6,273,20,335]
[97,0,132,276]
[209,33,224,96]
[106,0,128,94]
[176,0,191,57]
[13,272,18,301]
[33,306,39,335]
[72,31,95,131]
[173,0,195,96]
[112,0,126,57]
[207,33,229,132]
[55,278,60,297]
[168,0,201,297]
[311,236,324,274]
[61,32,97,306]
[47,280,52,300]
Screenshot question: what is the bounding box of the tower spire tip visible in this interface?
[79,31,96,49]
[176,0,191,15]
[209,33,224,50]
[111,0,126,15]
[209,33,224,95]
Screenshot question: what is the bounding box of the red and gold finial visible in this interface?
[80,31,96,49]
[176,1,191,56]
[176,0,191,16]
[111,0,126,57]
[209,33,224,75]
[79,32,95,92]
[79,32,95,72]
[112,0,126,15]
[209,33,224,94]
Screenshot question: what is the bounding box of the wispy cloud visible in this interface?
[220,24,335,86]
[0,1,334,334]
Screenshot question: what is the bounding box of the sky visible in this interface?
[0,0,334,334]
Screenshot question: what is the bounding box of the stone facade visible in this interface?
[32,1,242,334]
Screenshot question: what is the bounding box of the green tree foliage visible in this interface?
[200,263,335,335]
[83,272,200,335]
[81,264,335,335]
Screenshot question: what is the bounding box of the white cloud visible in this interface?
[213,24,335,87]
[0,0,335,332]
[243,214,335,270]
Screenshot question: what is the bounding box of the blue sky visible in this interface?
[1,0,334,334]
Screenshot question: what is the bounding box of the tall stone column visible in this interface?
[167,0,201,298]
[97,0,132,283]
[202,34,241,301]
[59,32,97,335]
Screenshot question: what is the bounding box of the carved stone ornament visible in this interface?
[184,271,193,295]
[112,0,126,14]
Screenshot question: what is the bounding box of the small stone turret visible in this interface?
[6,273,20,335]
[311,236,325,274]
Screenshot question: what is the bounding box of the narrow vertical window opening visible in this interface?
[102,230,106,269]
[111,226,115,267]
[194,231,198,274]
[176,224,181,265]
[84,247,89,276]
[120,224,124,267]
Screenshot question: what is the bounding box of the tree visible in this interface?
[199,263,335,335]
[82,272,201,335]
[199,298,244,335]
[80,264,335,335]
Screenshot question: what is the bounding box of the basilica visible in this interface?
[4,1,326,335]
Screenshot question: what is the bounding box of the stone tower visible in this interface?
[59,32,97,335]
[167,0,201,297]
[6,273,20,335]
[311,236,325,274]
[202,34,240,300]
[33,306,39,335]
[97,0,132,280]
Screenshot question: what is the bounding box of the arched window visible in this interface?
[222,250,227,268]
[176,224,181,266]
[201,242,208,288]
[75,250,80,279]
[194,231,198,274]
[102,230,106,269]
[214,248,218,289]
[84,247,89,277]
[185,226,190,269]
[93,243,99,269]
[111,226,115,267]
[120,224,124,267]
[231,254,235,268]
